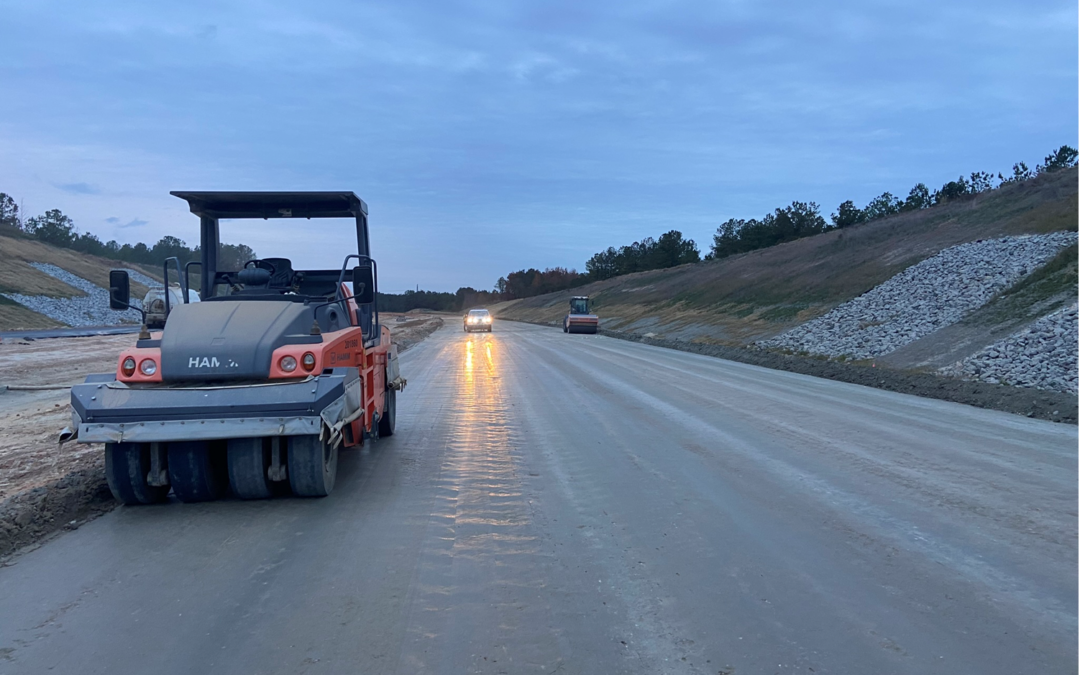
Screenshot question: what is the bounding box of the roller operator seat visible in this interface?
[262,258,295,289]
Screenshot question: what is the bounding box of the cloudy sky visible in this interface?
[1,0,1075,293]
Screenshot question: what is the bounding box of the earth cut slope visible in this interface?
[491,168,1078,354]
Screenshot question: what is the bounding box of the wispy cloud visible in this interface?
[0,0,1075,291]
[56,182,99,195]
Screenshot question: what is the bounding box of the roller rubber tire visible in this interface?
[378,388,397,438]
[288,435,337,497]
[168,441,227,503]
[227,437,275,499]
[104,442,170,505]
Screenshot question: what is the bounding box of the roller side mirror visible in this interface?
[353,265,375,304]
[109,270,131,310]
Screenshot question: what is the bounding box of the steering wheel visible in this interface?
[244,259,277,274]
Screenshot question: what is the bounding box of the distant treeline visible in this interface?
[5,144,1075,310]
[378,287,501,313]
[487,144,1078,299]
[492,143,1080,298]
[489,231,702,299]
[0,196,257,273]
[0,191,504,313]
[585,230,700,281]
[496,267,587,299]
[710,145,1078,259]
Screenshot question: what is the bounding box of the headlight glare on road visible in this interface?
[139,359,157,376]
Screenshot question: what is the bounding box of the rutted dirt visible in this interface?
[0,333,131,559]
[0,313,443,560]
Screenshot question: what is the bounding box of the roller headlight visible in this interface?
[280,356,298,373]
[301,352,316,372]
[139,359,157,376]
[121,357,136,377]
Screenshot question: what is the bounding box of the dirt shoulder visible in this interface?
[387,313,444,352]
[0,334,132,559]
[0,314,443,560]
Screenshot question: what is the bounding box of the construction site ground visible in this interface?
[0,313,443,559]
[0,321,1074,674]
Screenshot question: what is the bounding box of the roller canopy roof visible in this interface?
[171,191,368,219]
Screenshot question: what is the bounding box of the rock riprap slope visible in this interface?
[940,305,1078,393]
[759,232,1078,359]
[1,263,156,326]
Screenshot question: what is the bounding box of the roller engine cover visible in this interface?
[160,301,319,381]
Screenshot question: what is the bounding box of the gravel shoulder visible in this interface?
[0,314,443,560]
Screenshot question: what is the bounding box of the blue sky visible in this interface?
[0,0,1075,293]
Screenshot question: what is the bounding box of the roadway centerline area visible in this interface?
[0,321,1075,674]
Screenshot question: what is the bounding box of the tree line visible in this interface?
[585,230,701,281]
[0,195,257,273]
[377,287,502,313]
[489,144,1077,300]
[4,144,1073,310]
[710,145,1078,259]
[486,229,702,301]
[0,190,501,312]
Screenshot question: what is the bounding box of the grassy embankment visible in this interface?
[492,168,1078,347]
[0,233,162,330]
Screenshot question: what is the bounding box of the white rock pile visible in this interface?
[940,305,1078,393]
[758,232,1078,359]
[1,263,159,326]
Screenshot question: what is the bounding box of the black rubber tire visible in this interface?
[288,435,337,497]
[168,441,227,503]
[378,388,397,437]
[105,442,170,505]
[227,437,274,499]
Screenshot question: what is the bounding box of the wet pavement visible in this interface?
[0,322,1075,674]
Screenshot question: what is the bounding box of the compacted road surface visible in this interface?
[0,322,1075,674]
